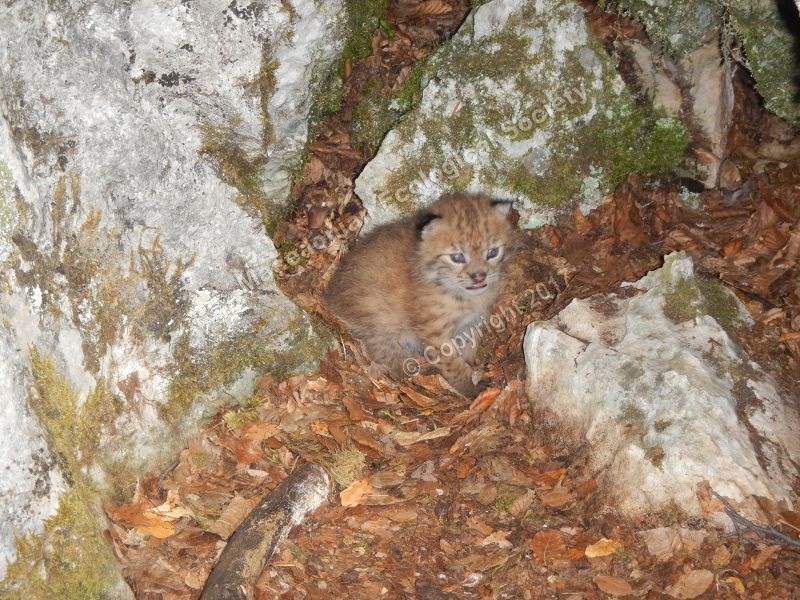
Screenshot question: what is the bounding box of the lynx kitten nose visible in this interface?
[470,272,486,283]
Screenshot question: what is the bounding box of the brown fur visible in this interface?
[323,194,514,395]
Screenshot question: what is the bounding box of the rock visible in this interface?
[626,41,683,115]
[618,0,800,126]
[524,252,800,525]
[725,0,800,126]
[0,326,66,578]
[682,35,734,187]
[355,0,689,229]
[0,0,344,589]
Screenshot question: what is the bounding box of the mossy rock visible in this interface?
[355,0,691,228]
[617,0,800,125]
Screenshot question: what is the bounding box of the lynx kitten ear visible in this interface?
[416,212,441,238]
[490,200,513,216]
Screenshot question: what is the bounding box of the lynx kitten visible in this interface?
[324,194,514,396]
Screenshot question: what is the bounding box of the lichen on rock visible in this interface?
[524,252,800,526]
[617,0,800,126]
[0,160,17,265]
[355,0,690,229]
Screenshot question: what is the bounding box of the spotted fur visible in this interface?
[323,194,514,396]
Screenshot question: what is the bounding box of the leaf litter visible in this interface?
[108,1,800,598]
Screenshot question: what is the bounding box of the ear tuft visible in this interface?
[416,212,441,238]
[490,200,513,216]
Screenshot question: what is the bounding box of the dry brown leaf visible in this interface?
[509,489,537,518]
[777,510,800,533]
[349,427,390,456]
[208,494,261,540]
[412,0,453,17]
[748,544,781,570]
[480,530,513,549]
[395,426,453,446]
[585,537,623,558]
[712,545,731,568]
[593,574,633,596]
[665,569,714,599]
[723,238,743,257]
[340,477,373,507]
[723,576,746,598]
[541,488,574,507]
[135,519,176,539]
[150,496,194,521]
[531,530,569,562]
[640,526,706,562]
[184,570,207,590]
[469,386,502,411]
[398,383,439,408]
[530,467,566,487]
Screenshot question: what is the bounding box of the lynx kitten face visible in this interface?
[415,197,511,297]
[324,194,514,397]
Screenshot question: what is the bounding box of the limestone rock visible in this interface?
[682,35,734,187]
[524,253,800,525]
[618,0,800,126]
[0,0,343,586]
[355,0,689,229]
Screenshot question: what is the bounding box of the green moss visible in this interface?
[222,394,262,430]
[374,2,690,216]
[662,275,742,331]
[616,0,725,55]
[493,485,519,514]
[305,0,389,123]
[586,110,691,188]
[165,313,332,422]
[198,121,272,224]
[0,485,120,599]
[0,160,19,264]
[3,351,123,597]
[725,1,800,125]
[258,56,279,148]
[28,348,119,476]
[342,0,389,66]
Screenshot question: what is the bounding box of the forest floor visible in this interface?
[107,2,800,598]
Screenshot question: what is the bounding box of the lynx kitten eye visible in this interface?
[449,252,467,264]
[486,247,500,259]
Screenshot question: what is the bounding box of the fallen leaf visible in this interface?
[531,530,569,562]
[777,510,800,534]
[541,488,574,507]
[469,386,501,411]
[711,545,731,568]
[241,420,278,443]
[509,489,537,518]
[340,477,373,507]
[394,426,453,446]
[748,544,781,570]
[593,574,633,596]
[480,530,513,549]
[723,576,746,598]
[209,495,261,540]
[135,519,176,539]
[665,569,713,599]
[585,538,623,558]
[639,526,706,562]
